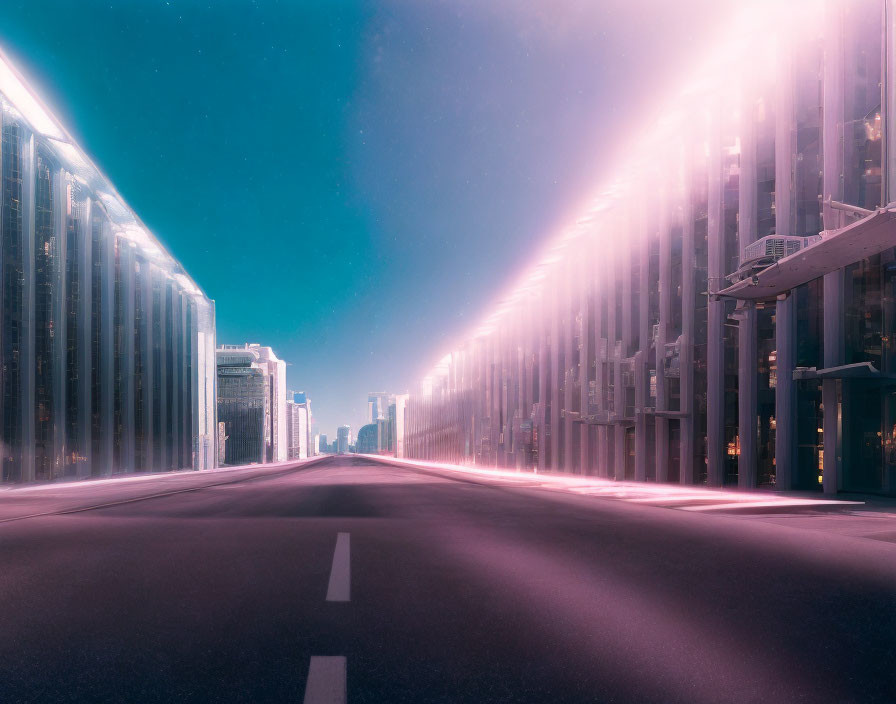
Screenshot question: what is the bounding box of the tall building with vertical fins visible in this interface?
[406,0,896,496]
[0,49,217,482]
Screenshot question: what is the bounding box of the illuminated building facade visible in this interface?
[367,391,389,423]
[393,393,408,458]
[336,425,351,454]
[286,391,312,459]
[0,49,217,482]
[407,1,896,495]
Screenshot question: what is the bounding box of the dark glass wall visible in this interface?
[0,119,25,482]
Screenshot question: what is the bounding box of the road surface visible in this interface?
[1,455,894,703]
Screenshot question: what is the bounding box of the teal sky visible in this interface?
[2,0,728,437]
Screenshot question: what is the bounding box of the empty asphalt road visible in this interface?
[1,455,895,703]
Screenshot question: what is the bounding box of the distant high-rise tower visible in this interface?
[393,394,409,458]
[216,347,266,465]
[337,425,351,454]
[367,392,390,424]
[248,345,287,462]
[286,391,312,459]
[217,343,287,464]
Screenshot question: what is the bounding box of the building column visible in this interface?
[822,2,845,495]
[579,234,593,474]
[706,98,727,487]
[595,258,609,477]
[490,331,497,466]
[121,242,137,474]
[77,198,93,478]
[613,350,626,482]
[157,273,169,471]
[885,0,896,205]
[141,260,154,471]
[497,327,508,467]
[180,291,190,469]
[477,336,487,465]
[99,218,115,475]
[656,183,671,483]
[537,294,547,471]
[621,208,636,481]
[549,270,562,472]
[607,244,621,480]
[635,203,650,482]
[52,167,68,479]
[774,37,798,490]
[738,86,759,489]
[189,295,201,470]
[564,256,576,472]
[20,132,36,483]
[680,146,697,485]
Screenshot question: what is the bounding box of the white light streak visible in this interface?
[420,1,820,387]
[47,138,91,171]
[0,54,63,139]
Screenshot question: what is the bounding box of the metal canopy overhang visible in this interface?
[651,410,689,419]
[792,361,896,383]
[717,207,896,301]
[572,412,635,426]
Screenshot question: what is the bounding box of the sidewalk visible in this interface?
[378,456,861,511]
[374,457,896,545]
[0,457,323,523]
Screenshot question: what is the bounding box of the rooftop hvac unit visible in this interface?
[731,234,822,283]
[741,234,821,267]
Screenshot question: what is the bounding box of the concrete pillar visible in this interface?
[157,273,169,471]
[550,270,562,472]
[774,36,798,490]
[607,244,620,480]
[498,326,509,467]
[822,2,845,495]
[495,331,502,466]
[635,202,650,482]
[656,183,671,483]
[680,143,697,485]
[634,349,647,481]
[595,257,609,477]
[564,256,576,472]
[706,98,727,487]
[885,0,896,205]
[579,233,593,474]
[139,258,154,472]
[738,86,759,489]
[180,291,190,469]
[613,348,626,481]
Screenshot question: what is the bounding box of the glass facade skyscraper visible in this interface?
[0,49,217,482]
[406,1,896,496]
[216,346,266,466]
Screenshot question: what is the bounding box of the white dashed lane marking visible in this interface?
[303,656,346,704]
[326,532,351,602]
